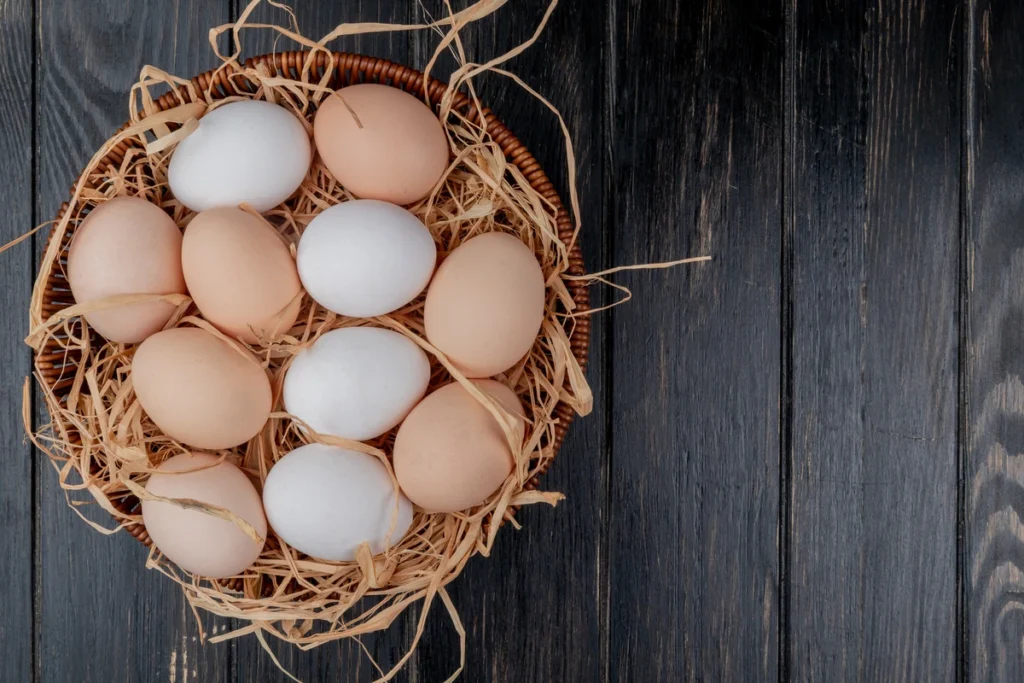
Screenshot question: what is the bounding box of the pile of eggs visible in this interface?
[67,85,547,578]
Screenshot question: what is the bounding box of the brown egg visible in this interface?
[424,233,545,378]
[67,196,186,343]
[393,380,524,513]
[182,208,302,344]
[142,451,266,578]
[132,327,271,449]
[313,84,448,205]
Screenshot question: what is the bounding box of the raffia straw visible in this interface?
[16,0,709,680]
[121,479,264,543]
[0,220,52,256]
[564,256,715,315]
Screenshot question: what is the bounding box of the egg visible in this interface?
[394,379,524,513]
[313,84,448,204]
[283,327,430,441]
[424,232,545,378]
[263,443,412,561]
[67,196,186,343]
[182,207,302,343]
[141,451,266,578]
[296,200,436,317]
[168,100,312,212]
[132,327,272,449]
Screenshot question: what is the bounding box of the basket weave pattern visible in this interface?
[36,51,589,575]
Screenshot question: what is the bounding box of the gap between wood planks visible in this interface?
[957,1,976,680]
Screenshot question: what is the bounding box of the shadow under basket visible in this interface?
[34,51,590,593]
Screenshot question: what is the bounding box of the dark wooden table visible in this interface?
[2,0,1021,680]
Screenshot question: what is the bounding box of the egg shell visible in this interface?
[67,196,186,343]
[424,232,545,378]
[142,451,266,578]
[132,327,272,449]
[168,100,312,212]
[296,199,437,317]
[182,207,302,343]
[262,443,413,561]
[313,84,448,205]
[394,379,524,513]
[283,326,430,441]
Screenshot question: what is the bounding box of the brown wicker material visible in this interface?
[36,50,590,553]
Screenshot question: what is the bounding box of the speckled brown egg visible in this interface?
[67,196,186,343]
[182,207,302,344]
[313,84,448,205]
[393,379,524,513]
[142,451,266,578]
[131,327,271,449]
[424,232,545,378]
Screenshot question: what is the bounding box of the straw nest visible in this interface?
[24,1,592,680]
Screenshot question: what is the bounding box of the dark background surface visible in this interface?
[0,0,1018,680]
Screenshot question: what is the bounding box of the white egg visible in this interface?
[296,199,436,317]
[263,443,413,561]
[168,100,312,212]
[283,326,430,441]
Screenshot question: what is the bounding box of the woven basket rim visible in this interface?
[35,49,591,553]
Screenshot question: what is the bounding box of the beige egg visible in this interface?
[132,327,271,449]
[424,233,545,378]
[67,196,186,343]
[142,451,266,578]
[393,380,524,513]
[313,84,448,205]
[182,208,302,344]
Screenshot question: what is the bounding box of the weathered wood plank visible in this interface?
[409,1,607,681]
[0,1,35,681]
[607,0,782,680]
[35,2,232,682]
[965,0,1024,680]
[788,1,961,680]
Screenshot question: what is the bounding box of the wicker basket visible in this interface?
[36,50,589,556]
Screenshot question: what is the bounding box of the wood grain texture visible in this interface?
[34,2,232,682]
[409,1,606,681]
[0,1,34,682]
[229,2,416,680]
[8,0,1009,681]
[606,0,782,680]
[788,1,960,680]
[966,0,1024,680]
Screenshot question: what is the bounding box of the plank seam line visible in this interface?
[956,0,975,680]
[598,1,616,681]
[29,0,40,680]
[778,0,796,680]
